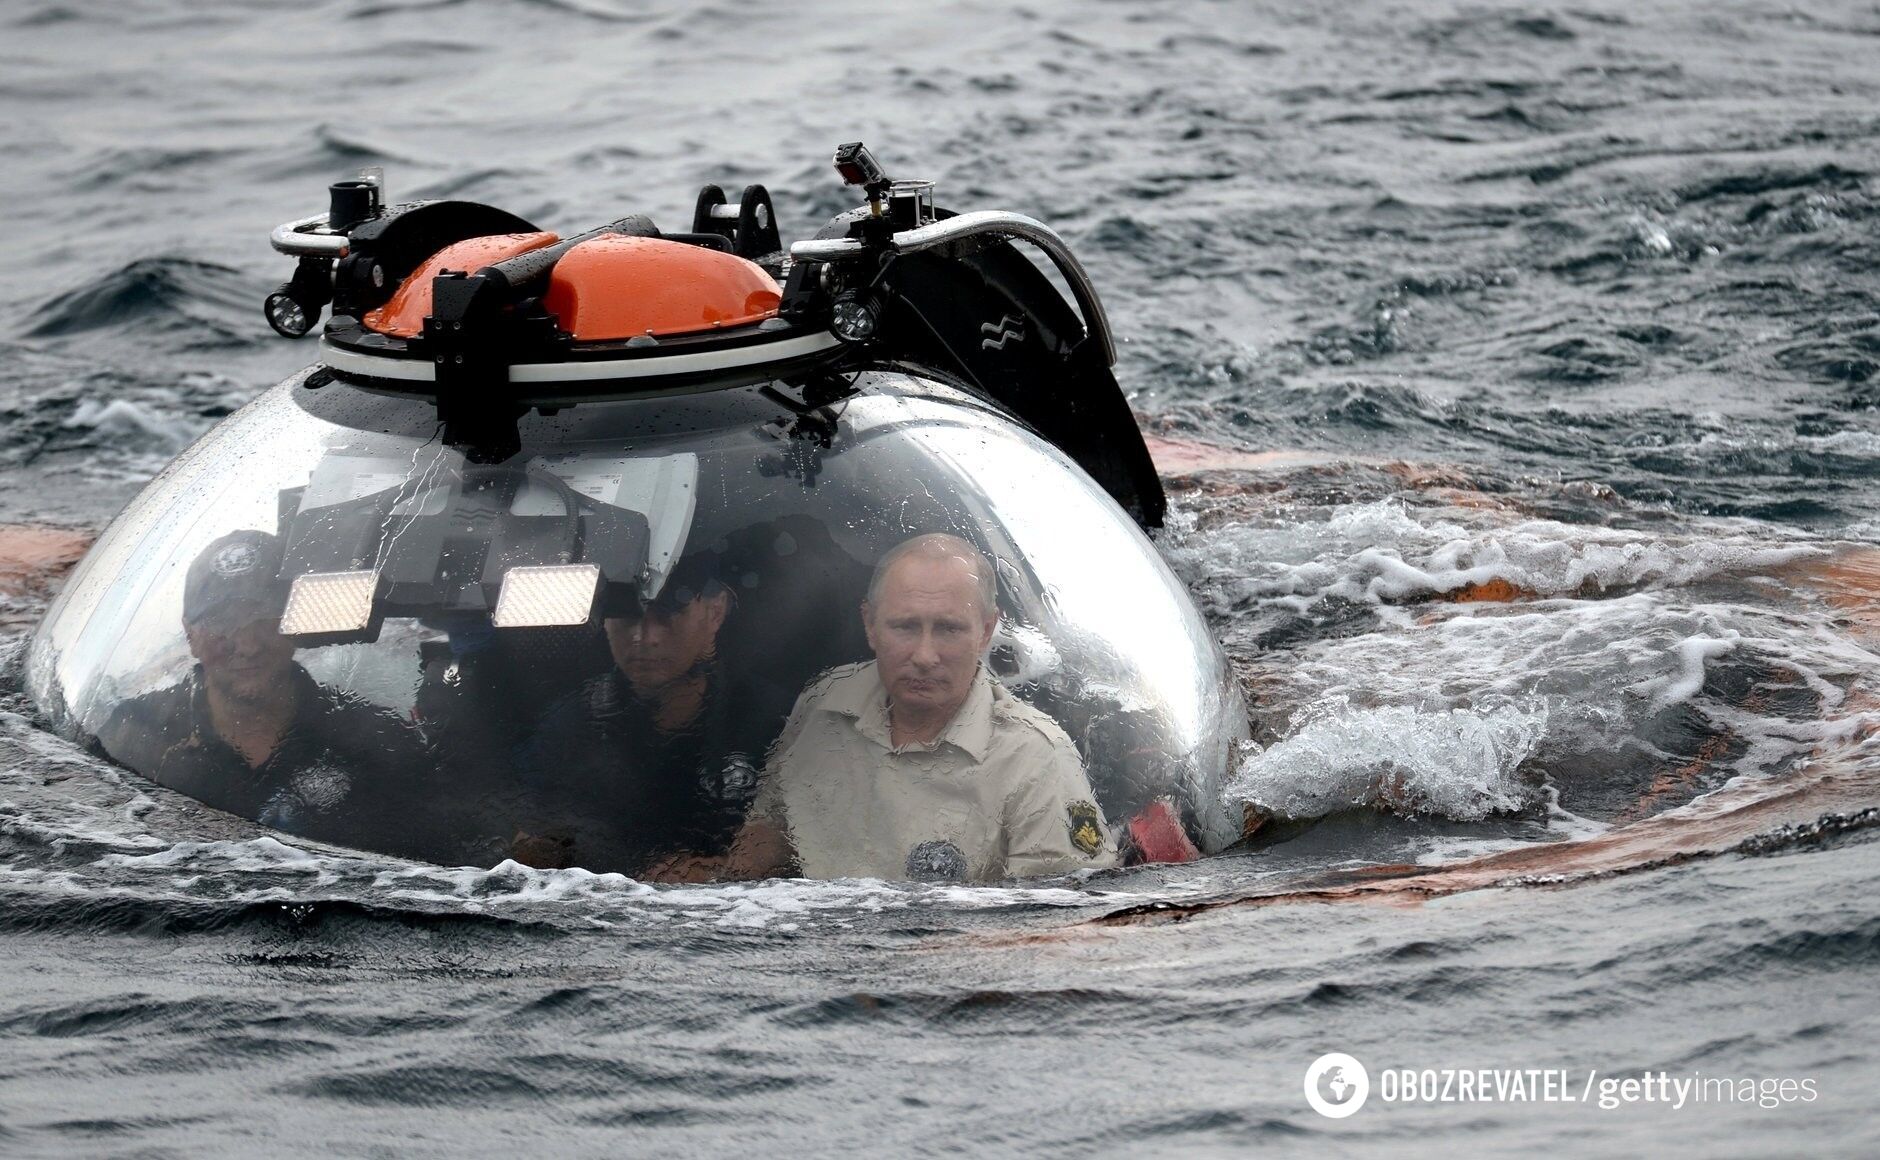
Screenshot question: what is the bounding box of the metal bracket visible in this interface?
[788,211,1116,367]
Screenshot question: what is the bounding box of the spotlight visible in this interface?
[264,288,313,338]
[830,291,879,342]
[263,257,333,339]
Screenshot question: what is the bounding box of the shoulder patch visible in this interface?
[1067,800,1104,857]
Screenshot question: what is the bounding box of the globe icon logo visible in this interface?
[1319,1067,1354,1104]
[1303,1053,1370,1118]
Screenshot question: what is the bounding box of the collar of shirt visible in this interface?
[591,665,721,742]
[184,662,326,773]
[817,660,997,763]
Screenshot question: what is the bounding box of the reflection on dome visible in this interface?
[30,145,1250,882]
[30,371,1246,880]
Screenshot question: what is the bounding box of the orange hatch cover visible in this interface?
[543,234,781,341]
[363,231,561,338]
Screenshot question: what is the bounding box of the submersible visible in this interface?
[26,144,1249,879]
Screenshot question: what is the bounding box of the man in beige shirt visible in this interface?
[703,532,1116,883]
[655,533,1115,882]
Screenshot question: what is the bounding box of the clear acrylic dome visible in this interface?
[28,368,1246,879]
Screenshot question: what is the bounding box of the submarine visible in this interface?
[25,143,1249,881]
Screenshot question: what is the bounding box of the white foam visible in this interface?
[1801,431,1880,457]
[1162,482,1880,830]
[1164,498,1826,615]
[95,835,336,873]
[1629,632,1738,711]
[1231,697,1545,820]
[1630,214,1675,257]
[64,839,1123,932]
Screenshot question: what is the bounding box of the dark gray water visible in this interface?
[4,0,1880,1154]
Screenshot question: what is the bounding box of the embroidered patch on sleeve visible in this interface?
[1067,800,1104,857]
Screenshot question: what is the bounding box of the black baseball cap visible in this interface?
[599,549,730,618]
[183,530,287,625]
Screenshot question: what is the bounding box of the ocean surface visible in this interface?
[4,0,1880,1154]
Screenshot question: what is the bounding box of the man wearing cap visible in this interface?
[509,552,786,873]
[665,532,1117,883]
[94,529,426,853]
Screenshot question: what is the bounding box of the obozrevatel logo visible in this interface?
[1304,1053,1370,1119]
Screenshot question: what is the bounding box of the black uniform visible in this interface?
[94,664,431,858]
[511,666,785,873]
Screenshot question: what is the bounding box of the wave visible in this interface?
[59,146,232,193]
[1093,747,1880,927]
[21,257,254,348]
[0,884,556,940]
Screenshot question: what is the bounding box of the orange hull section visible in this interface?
[362,231,561,338]
[543,235,781,341]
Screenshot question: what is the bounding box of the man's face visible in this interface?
[604,590,730,697]
[184,602,297,703]
[864,554,997,722]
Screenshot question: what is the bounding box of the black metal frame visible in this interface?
[266,145,1167,527]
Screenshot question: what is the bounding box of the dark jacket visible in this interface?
[512,667,785,873]
[94,664,431,858]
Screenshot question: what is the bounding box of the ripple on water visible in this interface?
[0,0,1879,1149]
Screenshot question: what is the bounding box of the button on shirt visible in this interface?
[754,661,1118,881]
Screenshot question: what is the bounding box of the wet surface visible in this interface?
[3,0,1880,1153]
